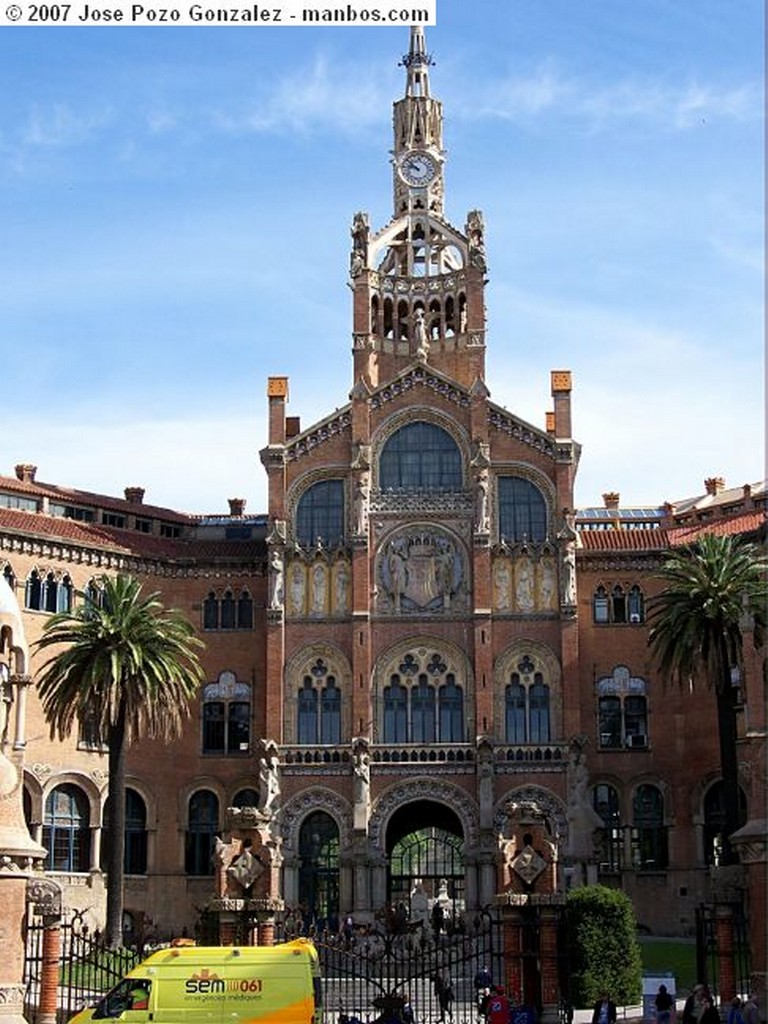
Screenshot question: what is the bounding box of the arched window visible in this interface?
[125,788,148,875]
[381,650,465,745]
[2,564,14,591]
[43,784,90,872]
[42,572,59,613]
[57,575,73,613]
[25,570,42,611]
[593,584,645,625]
[597,667,648,749]
[498,477,547,542]
[593,783,622,871]
[185,790,218,875]
[84,578,105,611]
[203,591,219,630]
[296,480,345,548]
[438,677,464,742]
[320,680,341,744]
[383,680,408,743]
[237,591,253,629]
[298,811,340,929]
[201,672,251,756]
[232,788,259,809]
[632,784,667,870]
[703,781,747,866]
[379,423,462,492]
[504,665,551,744]
[296,660,341,745]
[220,590,236,630]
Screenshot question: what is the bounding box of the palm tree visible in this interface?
[35,574,205,948]
[648,533,766,865]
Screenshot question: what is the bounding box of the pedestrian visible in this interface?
[656,985,674,1024]
[475,966,493,1019]
[699,996,720,1024]
[592,993,617,1024]
[683,986,704,1024]
[742,994,759,1024]
[727,999,744,1024]
[486,987,512,1024]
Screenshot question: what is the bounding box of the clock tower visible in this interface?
[349,26,487,391]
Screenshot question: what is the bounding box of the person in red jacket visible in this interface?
[486,987,512,1024]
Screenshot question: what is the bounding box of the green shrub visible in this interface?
[565,886,643,1008]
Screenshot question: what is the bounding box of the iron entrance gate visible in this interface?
[297,911,504,1024]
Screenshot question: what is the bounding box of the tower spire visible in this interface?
[401,26,433,98]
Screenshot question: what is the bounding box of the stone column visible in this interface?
[714,904,736,1004]
[38,922,61,1024]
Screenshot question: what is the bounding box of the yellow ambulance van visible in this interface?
[69,939,322,1024]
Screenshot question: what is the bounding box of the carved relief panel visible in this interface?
[492,546,558,614]
[376,526,469,615]
[285,554,351,619]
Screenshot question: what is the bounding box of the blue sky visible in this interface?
[1,0,763,515]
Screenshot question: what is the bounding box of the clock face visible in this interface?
[399,151,437,186]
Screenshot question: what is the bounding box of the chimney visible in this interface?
[602,492,620,510]
[286,416,302,439]
[15,464,37,484]
[704,477,725,496]
[124,487,145,504]
[228,498,246,518]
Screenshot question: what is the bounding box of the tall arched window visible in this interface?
[379,422,462,491]
[185,790,219,875]
[43,784,90,872]
[298,811,340,929]
[498,476,547,542]
[125,788,148,875]
[504,666,550,744]
[296,480,345,547]
[632,784,667,870]
[296,660,341,745]
[381,650,465,745]
[593,783,622,871]
[220,590,236,630]
[203,591,219,630]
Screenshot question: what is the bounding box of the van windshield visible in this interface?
[92,980,152,1019]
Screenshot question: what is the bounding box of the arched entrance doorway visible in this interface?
[386,800,464,922]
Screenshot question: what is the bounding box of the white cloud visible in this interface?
[457,63,763,133]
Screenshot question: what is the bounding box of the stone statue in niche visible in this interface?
[414,309,430,362]
[561,545,577,606]
[353,474,370,536]
[475,469,490,533]
[268,549,284,610]
[350,211,369,277]
[258,741,280,817]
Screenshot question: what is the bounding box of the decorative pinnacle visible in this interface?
[400,26,434,97]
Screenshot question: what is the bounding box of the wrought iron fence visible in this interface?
[23,908,147,1024]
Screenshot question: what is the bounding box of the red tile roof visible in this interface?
[579,529,670,552]
[666,510,766,546]
[0,474,191,522]
[0,508,265,563]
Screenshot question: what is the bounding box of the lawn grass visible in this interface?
[639,938,698,995]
